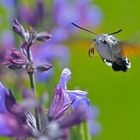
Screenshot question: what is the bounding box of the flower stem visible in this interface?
[28,73,40,131]
[27,45,40,131]
[80,122,91,140]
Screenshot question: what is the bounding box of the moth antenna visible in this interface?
[72,23,97,36]
[109,29,122,35]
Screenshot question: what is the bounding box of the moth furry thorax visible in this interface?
[93,34,120,61]
[94,34,119,46]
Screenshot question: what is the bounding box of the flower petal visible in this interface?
[0,82,9,112]
[12,19,26,38]
[0,83,27,123]
[5,90,27,123]
[67,90,87,97]
[37,32,52,42]
[0,113,32,137]
[70,97,90,109]
[58,105,89,129]
[58,68,71,90]
[48,87,72,121]
[67,90,90,108]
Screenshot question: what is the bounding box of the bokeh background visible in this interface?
[0,0,140,140]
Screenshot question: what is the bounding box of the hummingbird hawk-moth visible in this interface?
[72,23,131,72]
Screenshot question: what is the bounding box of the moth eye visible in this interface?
[93,38,96,42]
[102,40,107,44]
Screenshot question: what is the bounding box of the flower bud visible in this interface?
[36,63,53,72]
[37,32,52,42]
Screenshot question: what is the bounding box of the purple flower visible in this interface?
[48,68,90,124]
[19,0,45,27]
[2,49,27,70]
[54,0,79,27]
[46,68,91,139]
[0,68,99,139]
[0,82,8,112]
[87,106,101,136]
[48,68,90,121]
[0,82,33,137]
[0,30,15,64]
[33,43,69,66]
[58,68,90,108]
[47,105,89,140]
[58,105,89,129]
[13,19,26,39]
[37,32,52,42]
[0,48,6,65]
[52,0,102,42]
[33,43,70,82]
[13,19,52,45]
[51,27,69,43]
[0,113,29,137]
[1,19,53,74]
[48,87,74,122]
[74,0,103,27]
[1,30,15,50]
[17,0,102,43]
[0,0,15,8]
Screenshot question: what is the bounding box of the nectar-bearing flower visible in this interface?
[45,68,91,139]
[18,0,45,27]
[58,68,90,108]
[1,19,53,74]
[48,87,74,122]
[0,68,97,139]
[0,14,99,139]
[0,82,34,138]
[12,19,53,132]
[48,68,89,122]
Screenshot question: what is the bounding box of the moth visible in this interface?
[72,23,131,72]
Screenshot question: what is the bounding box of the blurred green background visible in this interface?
[0,0,140,140]
[70,0,140,140]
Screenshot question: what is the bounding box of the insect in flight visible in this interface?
[72,23,131,72]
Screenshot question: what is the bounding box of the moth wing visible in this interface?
[119,42,140,57]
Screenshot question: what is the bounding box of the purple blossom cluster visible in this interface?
[0,68,92,139]
[0,19,100,139]
[52,0,102,42]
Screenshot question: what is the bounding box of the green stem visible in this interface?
[80,122,91,140]
[27,46,40,131]
[80,123,86,140]
[28,73,40,131]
